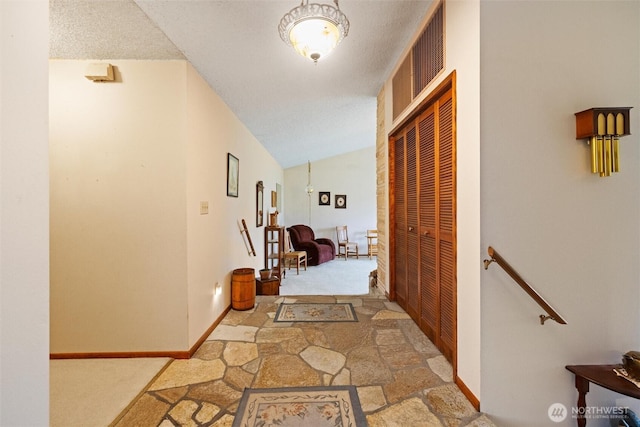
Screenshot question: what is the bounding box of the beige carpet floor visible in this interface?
[279,256,377,295]
[50,357,171,427]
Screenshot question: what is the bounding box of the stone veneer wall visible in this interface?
[375,87,387,291]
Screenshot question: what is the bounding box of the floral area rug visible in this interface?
[232,386,366,427]
[273,303,358,323]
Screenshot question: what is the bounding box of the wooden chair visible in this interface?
[336,225,358,260]
[283,231,307,274]
[366,229,378,259]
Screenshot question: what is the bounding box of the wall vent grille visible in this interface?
[392,1,445,120]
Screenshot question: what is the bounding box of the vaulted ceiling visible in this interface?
[50,0,433,168]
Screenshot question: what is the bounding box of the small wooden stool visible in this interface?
[284,250,307,275]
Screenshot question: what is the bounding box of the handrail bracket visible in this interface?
[540,314,554,325]
[483,258,495,270]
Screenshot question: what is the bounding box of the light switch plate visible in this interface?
[200,201,208,215]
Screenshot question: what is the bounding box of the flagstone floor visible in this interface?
[114,294,496,426]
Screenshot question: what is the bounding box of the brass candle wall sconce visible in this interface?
[575,107,632,177]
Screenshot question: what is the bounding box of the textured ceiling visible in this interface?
[50,0,433,168]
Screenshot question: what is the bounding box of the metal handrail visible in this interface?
[483,246,567,325]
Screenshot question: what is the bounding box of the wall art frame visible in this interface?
[335,194,347,209]
[319,191,330,206]
[227,153,239,197]
[256,181,264,227]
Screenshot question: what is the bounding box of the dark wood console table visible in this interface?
[566,364,640,426]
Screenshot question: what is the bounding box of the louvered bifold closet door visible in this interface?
[390,76,456,366]
[437,90,456,362]
[405,126,420,320]
[418,106,438,342]
[393,135,407,307]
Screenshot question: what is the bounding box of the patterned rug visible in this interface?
[232,386,366,427]
[274,303,358,323]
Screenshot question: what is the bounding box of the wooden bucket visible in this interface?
[231,268,255,311]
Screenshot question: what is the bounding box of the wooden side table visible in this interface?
[565,364,640,426]
[256,277,280,296]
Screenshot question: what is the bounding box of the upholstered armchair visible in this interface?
[287,224,336,266]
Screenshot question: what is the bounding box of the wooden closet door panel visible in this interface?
[393,135,407,306]
[420,237,437,341]
[406,126,419,320]
[419,108,436,232]
[439,240,455,361]
[418,108,437,339]
[437,91,456,362]
[438,93,454,240]
[395,231,407,307]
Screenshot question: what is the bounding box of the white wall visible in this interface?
[382,0,482,400]
[50,60,283,354]
[184,63,283,345]
[0,1,50,425]
[50,60,189,352]
[480,1,640,426]
[283,147,376,251]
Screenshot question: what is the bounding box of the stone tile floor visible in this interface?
[114,294,496,426]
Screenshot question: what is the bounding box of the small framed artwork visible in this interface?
[319,191,330,206]
[256,181,264,227]
[335,194,347,209]
[227,153,239,197]
[276,183,282,212]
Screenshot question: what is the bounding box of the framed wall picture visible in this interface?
[276,183,282,212]
[256,181,264,227]
[227,153,239,197]
[319,191,330,206]
[335,194,347,209]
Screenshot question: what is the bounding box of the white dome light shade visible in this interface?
[290,18,340,62]
[278,1,349,63]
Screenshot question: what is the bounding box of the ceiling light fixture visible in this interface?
[305,160,314,225]
[278,0,350,63]
[305,160,314,196]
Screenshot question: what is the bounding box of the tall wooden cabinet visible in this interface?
[390,79,456,364]
[264,226,285,279]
